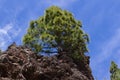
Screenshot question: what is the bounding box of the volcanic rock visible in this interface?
[0,43,94,80]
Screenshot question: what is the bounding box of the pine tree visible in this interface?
[110,61,120,80]
[23,6,89,58]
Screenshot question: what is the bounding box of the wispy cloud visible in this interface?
[0,23,12,36]
[79,1,120,79]
[115,50,120,67]
[92,28,120,66]
[91,28,120,79]
[0,23,21,50]
[0,23,12,49]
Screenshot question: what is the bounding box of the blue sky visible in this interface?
[0,0,120,80]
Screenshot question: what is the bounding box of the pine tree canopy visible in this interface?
[23,6,89,56]
[110,61,120,80]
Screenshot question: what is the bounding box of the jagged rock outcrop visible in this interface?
[0,43,94,80]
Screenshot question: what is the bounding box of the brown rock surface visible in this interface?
[0,43,94,80]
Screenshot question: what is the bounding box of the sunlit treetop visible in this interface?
[23,6,89,57]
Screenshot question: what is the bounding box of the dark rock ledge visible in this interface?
[0,43,94,80]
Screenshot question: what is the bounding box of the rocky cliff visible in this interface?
[0,43,94,80]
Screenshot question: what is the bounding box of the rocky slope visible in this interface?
[0,43,94,80]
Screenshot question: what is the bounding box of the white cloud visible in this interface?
[0,24,13,44]
[0,42,5,48]
[0,23,21,50]
[0,23,12,35]
[0,24,12,49]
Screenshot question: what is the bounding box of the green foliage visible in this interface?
[23,6,89,57]
[0,49,2,54]
[110,61,120,80]
[0,49,1,54]
[70,53,82,61]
